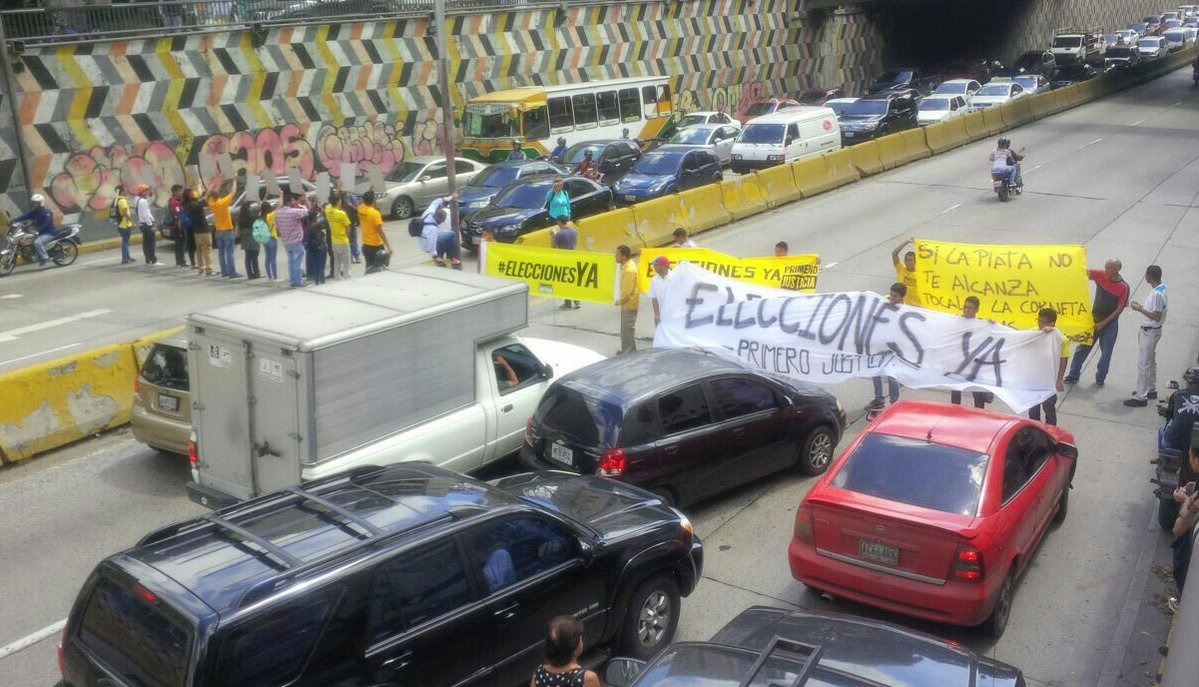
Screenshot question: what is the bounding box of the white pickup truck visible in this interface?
[1051,27,1104,65]
[185,267,603,508]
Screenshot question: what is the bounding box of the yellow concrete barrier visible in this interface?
[1002,97,1034,127]
[577,207,641,252]
[822,149,861,188]
[847,140,885,176]
[678,185,733,233]
[629,198,687,247]
[887,129,931,168]
[981,106,1006,138]
[755,164,803,208]
[718,175,768,220]
[961,110,991,141]
[514,228,555,248]
[1029,91,1055,119]
[790,151,858,197]
[923,119,970,154]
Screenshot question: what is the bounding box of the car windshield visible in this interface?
[632,152,683,175]
[1138,38,1160,47]
[141,344,189,391]
[494,180,554,209]
[743,102,776,117]
[79,578,192,687]
[936,82,967,94]
[534,386,622,446]
[384,161,425,183]
[1013,76,1038,89]
[468,164,521,189]
[631,644,808,687]
[1107,47,1136,57]
[669,127,714,145]
[827,100,856,117]
[977,84,1011,96]
[877,69,913,83]
[847,99,888,115]
[1104,35,1119,43]
[1053,36,1083,48]
[677,114,709,128]
[831,433,989,516]
[919,99,950,111]
[564,143,604,165]
[738,123,785,144]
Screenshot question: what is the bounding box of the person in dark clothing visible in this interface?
[11,194,56,266]
[1030,307,1069,426]
[304,203,328,285]
[552,217,579,309]
[949,296,993,409]
[530,616,600,687]
[1161,368,1199,452]
[1170,447,1199,596]
[236,202,261,279]
[185,189,214,276]
[165,184,189,267]
[1064,259,1129,387]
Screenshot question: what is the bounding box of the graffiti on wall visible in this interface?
[672,79,768,116]
[194,124,317,190]
[316,121,410,179]
[49,142,185,212]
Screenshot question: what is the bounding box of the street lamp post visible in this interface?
[433,0,461,266]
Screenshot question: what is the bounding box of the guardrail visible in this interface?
[0,0,589,45]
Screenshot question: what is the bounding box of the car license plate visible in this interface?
[858,540,899,567]
[624,195,637,202]
[157,393,178,412]
[550,443,573,467]
[844,132,856,138]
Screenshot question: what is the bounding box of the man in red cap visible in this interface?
[649,255,673,327]
[134,184,158,265]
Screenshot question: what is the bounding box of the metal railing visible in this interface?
[0,0,578,44]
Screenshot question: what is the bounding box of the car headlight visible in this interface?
[469,200,489,209]
[732,154,743,160]
[496,224,521,237]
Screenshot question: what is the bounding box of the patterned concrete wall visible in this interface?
[1002,0,1169,56]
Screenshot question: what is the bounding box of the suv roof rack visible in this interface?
[739,636,823,687]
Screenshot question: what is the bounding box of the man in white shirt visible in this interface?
[135,185,158,265]
[649,256,673,326]
[1126,265,1167,407]
[671,228,697,248]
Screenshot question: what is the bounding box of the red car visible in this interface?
[735,98,801,124]
[788,401,1077,637]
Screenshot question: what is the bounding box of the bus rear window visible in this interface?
[79,577,193,687]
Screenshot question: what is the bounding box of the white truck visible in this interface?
[1051,27,1104,65]
[185,267,603,508]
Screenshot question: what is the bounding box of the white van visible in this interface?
[730,106,841,174]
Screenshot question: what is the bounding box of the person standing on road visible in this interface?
[553,217,579,309]
[891,237,921,306]
[275,193,309,288]
[263,201,278,281]
[252,202,273,280]
[530,616,601,687]
[950,296,993,409]
[236,201,261,280]
[209,183,238,278]
[325,193,352,280]
[135,185,158,265]
[342,191,362,264]
[1064,258,1129,388]
[358,191,390,272]
[649,255,673,327]
[185,189,214,276]
[615,245,639,354]
[304,200,328,286]
[166,184,189,267]
[671,228,697,248]
[114,185,134,264]
[545,178,571,224]
[1029,307,1069,426]
[868,283,907,411]
[1126,265,1167,407]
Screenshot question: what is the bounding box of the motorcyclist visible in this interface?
[11,193,55,266]
[507,138,527,161]
[1161,367,1199,452]
[548,137,568,164]
[989,137,1024,190]
[577,149,601,181]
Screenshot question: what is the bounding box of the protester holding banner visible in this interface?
[891,237,921,306]
[1064,259,1129,388]
[553,218,580,309]
[1126,265,1167,407]
[949,296,993,410]
[1030,308,1069,426]
[775,242,788,257]
[649,256,673,327]
[672,228,698,248]
[868,283,907,411]
[615,245,639,354]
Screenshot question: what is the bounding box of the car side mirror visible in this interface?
[419,175,430,183]
[540,363,554,379]
[604,658,648,687]
[1057,442,1078,459]
[578,538,595,562]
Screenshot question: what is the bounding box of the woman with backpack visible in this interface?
[236,201,261,280]
[255,201,276,281]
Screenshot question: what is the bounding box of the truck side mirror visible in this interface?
[604,658,647,687]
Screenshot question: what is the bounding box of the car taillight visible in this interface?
[187,439,198,465]
[133,377,140,394]
[951,542,984,582]
[793,506,814,544]
[57,626,65,677]
[596,448,626,477]
[131,582,160,605]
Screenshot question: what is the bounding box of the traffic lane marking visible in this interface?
[0,343,80,367]
[0,619,66,662]
[0,308,113,343]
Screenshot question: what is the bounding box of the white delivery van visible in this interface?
[729,106,841,174]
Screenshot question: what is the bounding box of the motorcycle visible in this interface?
[0,220,81,276]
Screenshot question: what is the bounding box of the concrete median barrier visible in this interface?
[629,199,685,247]
[514,228,555,248]
[790,150,860,197]
[960,110,989,141]
[1001,98,1034,128]
[887,129,931,168]
[719,175,768,220]
[847,140,885,176]
[678,185,733,233]
[923,119,970,154]
[577,208,641,252]
[981,106,1006,138]
[755,164,803,208]
[1029,91,1056,119]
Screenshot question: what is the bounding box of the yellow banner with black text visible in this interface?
[483,243,617,304]
[638,248,820,293]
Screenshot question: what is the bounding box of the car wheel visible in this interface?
[983,573,1014,638]
[52,241,78,266]
[797,425,836,475]
[0,255,14,276]
[391,196,415,220]
[1159,496,1181,530]
[621,574,680,660]
[1052,485,1068,525]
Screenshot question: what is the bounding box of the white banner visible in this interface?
[653,263,1063,412]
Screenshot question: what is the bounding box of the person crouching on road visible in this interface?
[552,217,579,309]
[530,616,601,687]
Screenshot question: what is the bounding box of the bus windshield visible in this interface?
[463,106,517,139]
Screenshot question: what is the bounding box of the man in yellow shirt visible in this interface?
[115,185,134,264]
[615,245,639,354]
[891,236,921,306]
[209,182,237,278]
[357,191,389,273]
[325,194,352,280]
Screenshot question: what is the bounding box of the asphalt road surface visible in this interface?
[3,66,1198,686]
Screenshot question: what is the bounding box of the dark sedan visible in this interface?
[462,174,612,246]
[1104,45,1142,70]
[520,349,846,507]
[604,606,1025,687]
[612,147,722,205]
[457,159,565,218]
[838,93,918,143]
[563,139,643,184]
[1053,63,1097,88]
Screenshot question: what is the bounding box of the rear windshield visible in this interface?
[1107,47,1136,57]
[534,385,623,446]
[830,433,989,516]
[977,83,1011,96]
[919,99,950,111]
[141,343,189,391]
[79,577,192,687]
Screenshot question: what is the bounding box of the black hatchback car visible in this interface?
[563,139,644,184]
[59,464,703,687]
[462,173,613,246]
[605,605,1025,687]
[520,349,846,507]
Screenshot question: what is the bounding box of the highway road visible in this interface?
[3,65,1198,685]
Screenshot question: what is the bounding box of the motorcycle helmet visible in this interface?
[372,249,392,269]
[997,137,1011,148]
[1185,366,1199,385]
[30,193,44,204]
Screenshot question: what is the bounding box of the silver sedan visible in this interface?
[664,123,742,166]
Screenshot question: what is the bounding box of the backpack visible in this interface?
[178,205,192,232]
[252,218,271,244]
[109,198,121,225]
[408,216,423,237]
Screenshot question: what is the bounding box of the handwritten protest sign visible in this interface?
[638,247,819,293]
[915,240,1093,346]
[484,243,616,304]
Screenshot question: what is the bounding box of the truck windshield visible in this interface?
[79,577,193,687]
[738,123,785,144]
[1053,36,1083,48]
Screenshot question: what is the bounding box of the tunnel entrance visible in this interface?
[871,0,1039,72]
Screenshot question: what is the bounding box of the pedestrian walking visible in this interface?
[868,283,907,411]
[325,194,352,280]
[1029,307,1069,426]
[530,616,601,687]
[134,185,158,265]
[1064,258,1129,387]
[262,201,278,281]
[1126,265,1167,407]
[185,189,214,276]
[671,228,697,248]
[114,185,134,264]
[236,202,261,279]
[949,296,992,409]
[544,177,571,224]
[304,201,328,286]
[208,183,238,278]
[649,255,673,327]
[553,217,579,308]
[891,236,920,306]
[166,184,189,267]
[774,241,788,257]
[275,193,309,288]
[358,191,390,272]
[615,244,639,354]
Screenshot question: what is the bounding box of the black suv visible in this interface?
[59,464,703,687]
[562,139,644,184]
[838,92,919,143]
[521,349,846,507]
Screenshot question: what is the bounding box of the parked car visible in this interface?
[1104,45,1143,70]
[1102,33,1123,50]
[916,94,968,125]
[838,92,918,142]
[789,401,1077,637]
[1116,28,1141,45]
[933,78,982,106]
[940,59,997,85]
[456,159,565,217]
[1052,63,1097,88]
[562,139,643,184]
[663,122,742,166]
[130,337,190,456]
[735,97,801,124]
[520,348,846,507]
[969,80,1027,110]
[867,67,939,95]
[604,605,1025,687]
[60,463,704,687]
[1128,22,1151,37]
[796,87,843,105]
[675,110,734,128]
[1011,73,1051,94]
[1185,17,1199,28]
[612,147,722,205]
[824,97,859,119]
[358,155,485,219]
[729,106,841,173]
[1137,35,1169,60]
[463,173,613,244]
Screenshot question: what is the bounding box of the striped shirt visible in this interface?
[274,205,308,245]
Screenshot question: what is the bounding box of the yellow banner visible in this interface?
[915,240,1093,345]
[483,243,616,304]
[638,248,819,293]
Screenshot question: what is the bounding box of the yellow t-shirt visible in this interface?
[896,264,921,306]
[116,197,132,229]
[618,259,639,311]
[359,205,384,247]
[209,191,235,231]
[266,210,277,239]
[325,205,350,245]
